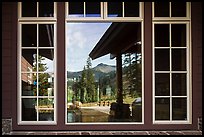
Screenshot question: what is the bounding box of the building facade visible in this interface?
[2,2,202,132]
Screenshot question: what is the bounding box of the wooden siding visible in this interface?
[2,2,17,118]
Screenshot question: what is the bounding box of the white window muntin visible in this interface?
[18,21,57,125]
[18,2,57,21]
[152,2,191,21]
[152,21,191,124]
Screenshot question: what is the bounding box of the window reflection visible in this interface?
[39,24,54,47]
[38,73,54,96]
[39,2,54,17]
[22,73,37,96]
[21,49,37,71]
[155,98,170,120]
[38,49,54,72]
[68,2,84,17]
[22,98,37,121]
[22,2,37,17]
[108,2,122,17]
[22,24,37,47]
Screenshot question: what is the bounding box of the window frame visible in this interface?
[18,2,57,125]
[152,21,192,124]
[65,2,144,125]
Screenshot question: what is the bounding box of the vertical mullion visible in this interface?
[37,2,39,18]
[122,2,125,17]
[169,2,171,17]
[169,23,172,121]
[36,24,39,121]
[84,2,86,17]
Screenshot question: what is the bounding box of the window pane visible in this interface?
[22,73,37,96]
[172,73,186,96]
[172,49,186,71]
[39,109,54,121]
[124,2,139,17]
[155,98,170,120]
[155,24,169,47]
[39,24,54,47]
[38,49,54,72]
[155,73,170,96]
[154,2,169,17]
[171,2,186,17]
[22,98,37,121]
[39,98,54,108]
[172,98,187,120]
[22,24,37,47]
[68,2,84,17]
[171,24,186,47]
[108,2,122,17]
[22,49,37,71]
[38,73,54,96]
[155,49,170,71]
[39,2,54,17]
[22,2,37,17]
[86,2,100,17]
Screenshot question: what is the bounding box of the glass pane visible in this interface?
[22,2,37,17]
[38,73,54,96]
[21,49,37,71]
[172,73,186,96]
[171,24,186,47]
[124,2,139,17]
[155,49,170,71]
[154,2,169,17]
[108,2,122,17]
[39,24,54,47]
[22,98,37,121]
[39,98,54,108]
[38,49,54,72]
[66,22,142,123]
[122,47,142,122]
[155,73,170,96]
[155,98,170,120]
[22,24,37,47]
[22,73,37,96]
[39,2,54,17]
[171,2,186,17]
[39,109,54,121]
[86,2,100,17]
[172,49,186,71]
[172,98,187,120]
[68,2,84,17]
[155,24,169,47]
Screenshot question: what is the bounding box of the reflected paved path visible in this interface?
[81,106,110,114]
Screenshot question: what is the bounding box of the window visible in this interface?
[67,2,103,19]
[66,2,144,124]
[66,2,143,21]
[152,2,191,124]
[153,2,190,19]
[153,22,190,123]
[18,2,56,125]
[20,2,56,18]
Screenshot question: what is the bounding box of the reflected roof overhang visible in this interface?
[89,22,141,60]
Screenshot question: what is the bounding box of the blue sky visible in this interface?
[66,23,116,72]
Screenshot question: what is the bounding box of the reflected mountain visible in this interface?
[67,63,116,80]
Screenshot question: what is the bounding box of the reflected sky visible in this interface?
[66,23,116,72]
